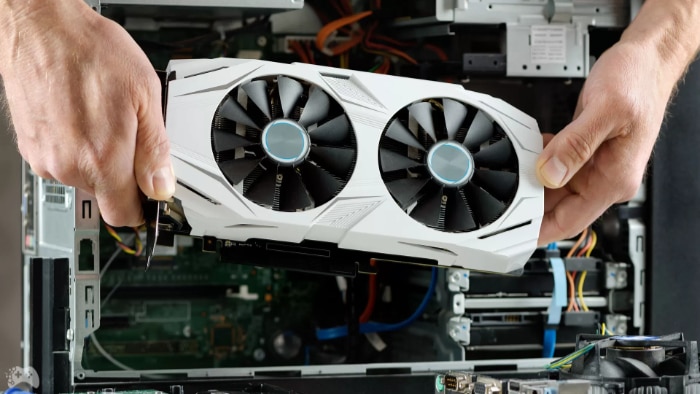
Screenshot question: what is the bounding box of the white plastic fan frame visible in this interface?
[164,58,543,274]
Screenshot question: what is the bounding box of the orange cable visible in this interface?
[315,10,373,56]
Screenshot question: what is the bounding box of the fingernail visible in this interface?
[540,157,567,187]
[152,165,176,198]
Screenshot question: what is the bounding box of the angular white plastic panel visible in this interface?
[164,58,544,274]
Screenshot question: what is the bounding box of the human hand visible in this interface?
[536,41,677,244]
[0,0,175,226]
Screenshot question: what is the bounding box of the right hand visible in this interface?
[0,0,175,226]
[536,41,675,244]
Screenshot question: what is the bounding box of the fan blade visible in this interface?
[410,189,444,228]
[385,119,426,151]
[613,357,658,378]
[443,98,468,141]
[219,157,262,185]
[473,139,513,168]
[213,129,256,152]
[380,149,425,172]
[246,168,279,207]
[463,110,493,149]
[408,102,437,142]
[220,96,260,130]
[445,189,477,232]
[473,169,517,202]
[278,76,303,118]
[298,86,330,127]
[301,162,343,204]
[386,177,430,210]
[466,183,506,225]
[310,146,355,178]
[309,115,350,145]
[242,80,271,119]
[280,169,313,211]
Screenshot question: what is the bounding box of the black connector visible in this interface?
[563,311,600,327]
[564,257,602,272]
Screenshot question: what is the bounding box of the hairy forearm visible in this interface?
[621,0,700,87]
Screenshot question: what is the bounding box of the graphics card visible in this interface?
[160,58,543,274]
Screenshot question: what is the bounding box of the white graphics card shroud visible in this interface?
[164,58,543,274]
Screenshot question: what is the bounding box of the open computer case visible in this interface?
[19,1,669,393]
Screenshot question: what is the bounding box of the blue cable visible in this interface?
[543,244,566,358]
[543,329,557,358]
[5,388,33,394]
[316,267,438,341]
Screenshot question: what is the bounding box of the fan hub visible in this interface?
[262,119,310,166]
[426,141,474,187]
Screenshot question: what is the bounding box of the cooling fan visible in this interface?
[564,334,699,379]
[211,75,356,211]
[161,58,543,274]
[437,333,700,394]
[379,98,517,232]
[560,333,700,394]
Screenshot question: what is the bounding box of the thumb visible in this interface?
[536,107,611,188]
[133,81,176,201]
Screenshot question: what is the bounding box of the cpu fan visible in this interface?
[379,98,517,232]
[561,334,700,384]
[211,75,356,212]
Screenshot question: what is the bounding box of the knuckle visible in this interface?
[78,144,120,190]
[145,73,163,95]
[618,175,642,202]
[99,205,140,227]
[134,71,163,104]
[551,211,577,241]
[602,92,641,135]
[137,130,170,165]
[561,131,595,165]
[30,162,52,180]
[43,154,72,184]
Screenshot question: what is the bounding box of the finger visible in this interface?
[543,186,569,212]
[93,174,144,227]
[536,104,614,189]
[540,134,565,212]
[77,138,144,226]
[133,74,175,201]
[537,191,609,245]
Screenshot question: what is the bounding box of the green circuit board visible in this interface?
[85,229,323,371]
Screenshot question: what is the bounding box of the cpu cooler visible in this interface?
[560,333,700,394]
[161,58,543,273]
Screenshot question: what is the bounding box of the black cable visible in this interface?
[346,275,360,363]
